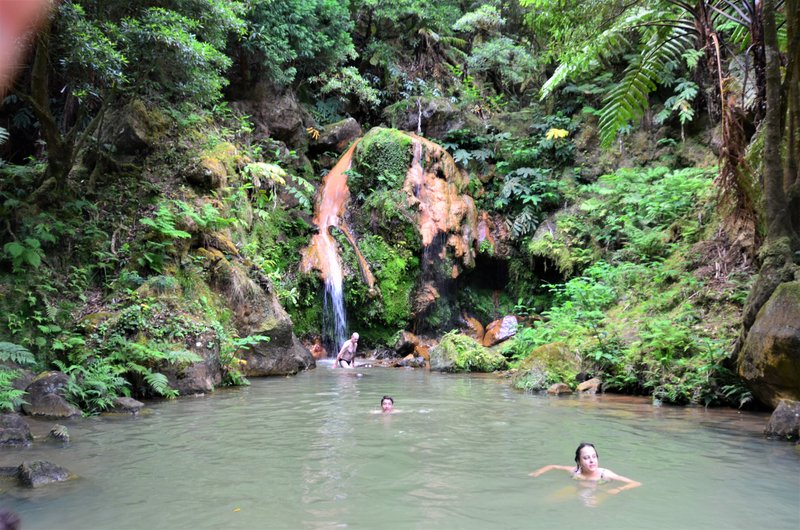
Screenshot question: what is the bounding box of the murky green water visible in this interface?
[2,364,798,529]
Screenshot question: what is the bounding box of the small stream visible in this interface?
[1,365,798,529]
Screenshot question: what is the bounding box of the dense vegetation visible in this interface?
[1,0,797,412]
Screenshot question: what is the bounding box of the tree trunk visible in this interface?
[761,0,794,243]
[21,20,74,195]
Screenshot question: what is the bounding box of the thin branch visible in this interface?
[709,5,750,26]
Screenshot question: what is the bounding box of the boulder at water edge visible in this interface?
[764,399,800,441]
[21,372,82,418]
[737,281,800,408]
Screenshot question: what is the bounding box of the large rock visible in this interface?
[231,83,310,149]
[0,413,33,447]
[737,282,800,408]
[162,329,222,395]
[17,461,72,488]
[383,96,482,140]
[21,372,82,418]
[201,253,314,377]
[99,99,168,155]
[311,118,362,154]
[511,342,580,393]
[764,399,800,441]
[482,316,519,347]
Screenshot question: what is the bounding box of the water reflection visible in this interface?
[1,368,798,530]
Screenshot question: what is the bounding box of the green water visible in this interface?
[2,365,798,529]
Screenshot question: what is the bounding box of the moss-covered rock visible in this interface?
[737,281,800,408]
[429,331,506,372]
[511,342,580,392]
[351,127,413,196]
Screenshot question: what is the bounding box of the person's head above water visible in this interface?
[574,442,598,472]
[380,395,394,412]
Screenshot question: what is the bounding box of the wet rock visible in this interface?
[737,281,800,408]
[461,315,485,343]
[764,399,800,441]
[200,254,314,377]
[482,316,519,347]
[0,413,33,447]
[394,331,420,356]
[547,383,572,395]
[397,354,426,368]
[312,118,362,154]
[577,378,602,394]
[17,461,72,488]
[47,424,70,444]
[162,330,222,395]
[21,372,82,419]
[111,397,144,414]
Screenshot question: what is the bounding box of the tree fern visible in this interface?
[538,6,657,100]
[598,25,696,146]
[0,342,36,366]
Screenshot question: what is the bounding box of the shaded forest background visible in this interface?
[0,0,798,414]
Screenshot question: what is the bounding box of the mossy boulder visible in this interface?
[185,142,241,191]
[351,127,413,195]
[429,332,506,372]
[511,342,580,392]
[737,281,800,408]
[100,99,170,155]
[200,254,314,376]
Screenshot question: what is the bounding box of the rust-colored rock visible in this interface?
[577,378,602,393]
[482,315,519,347]
[547,383,572,395]
[461,315,485,342]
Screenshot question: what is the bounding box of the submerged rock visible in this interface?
[0,413,33,447]
[110,397,145,414]
[17,461,72,488]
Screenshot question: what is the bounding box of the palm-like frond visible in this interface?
[539,7,658,100]
[598,26,696,146]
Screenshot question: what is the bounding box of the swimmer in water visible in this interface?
[380,395,394,413]
[529,442,641,495]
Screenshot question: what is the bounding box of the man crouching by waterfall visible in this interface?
[334,333,359,368]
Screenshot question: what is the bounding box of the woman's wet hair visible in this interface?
[574,442,597,471]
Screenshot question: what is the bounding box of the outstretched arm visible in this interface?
[603,470,641,494]
[529,465,574,477]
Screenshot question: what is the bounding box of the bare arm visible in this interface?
[603,469,642,494]
[529,465,574,477]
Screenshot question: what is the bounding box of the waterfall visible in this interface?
[300,141,360,355]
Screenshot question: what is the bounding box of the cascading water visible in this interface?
[301,141,360,354]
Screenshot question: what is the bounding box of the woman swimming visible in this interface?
[529,442,641,495]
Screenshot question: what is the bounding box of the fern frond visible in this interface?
[598,27,695,146]
[539,7,658,99]
[511,204,540,239]
[0,342,36,366]
[144,372,177,398]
